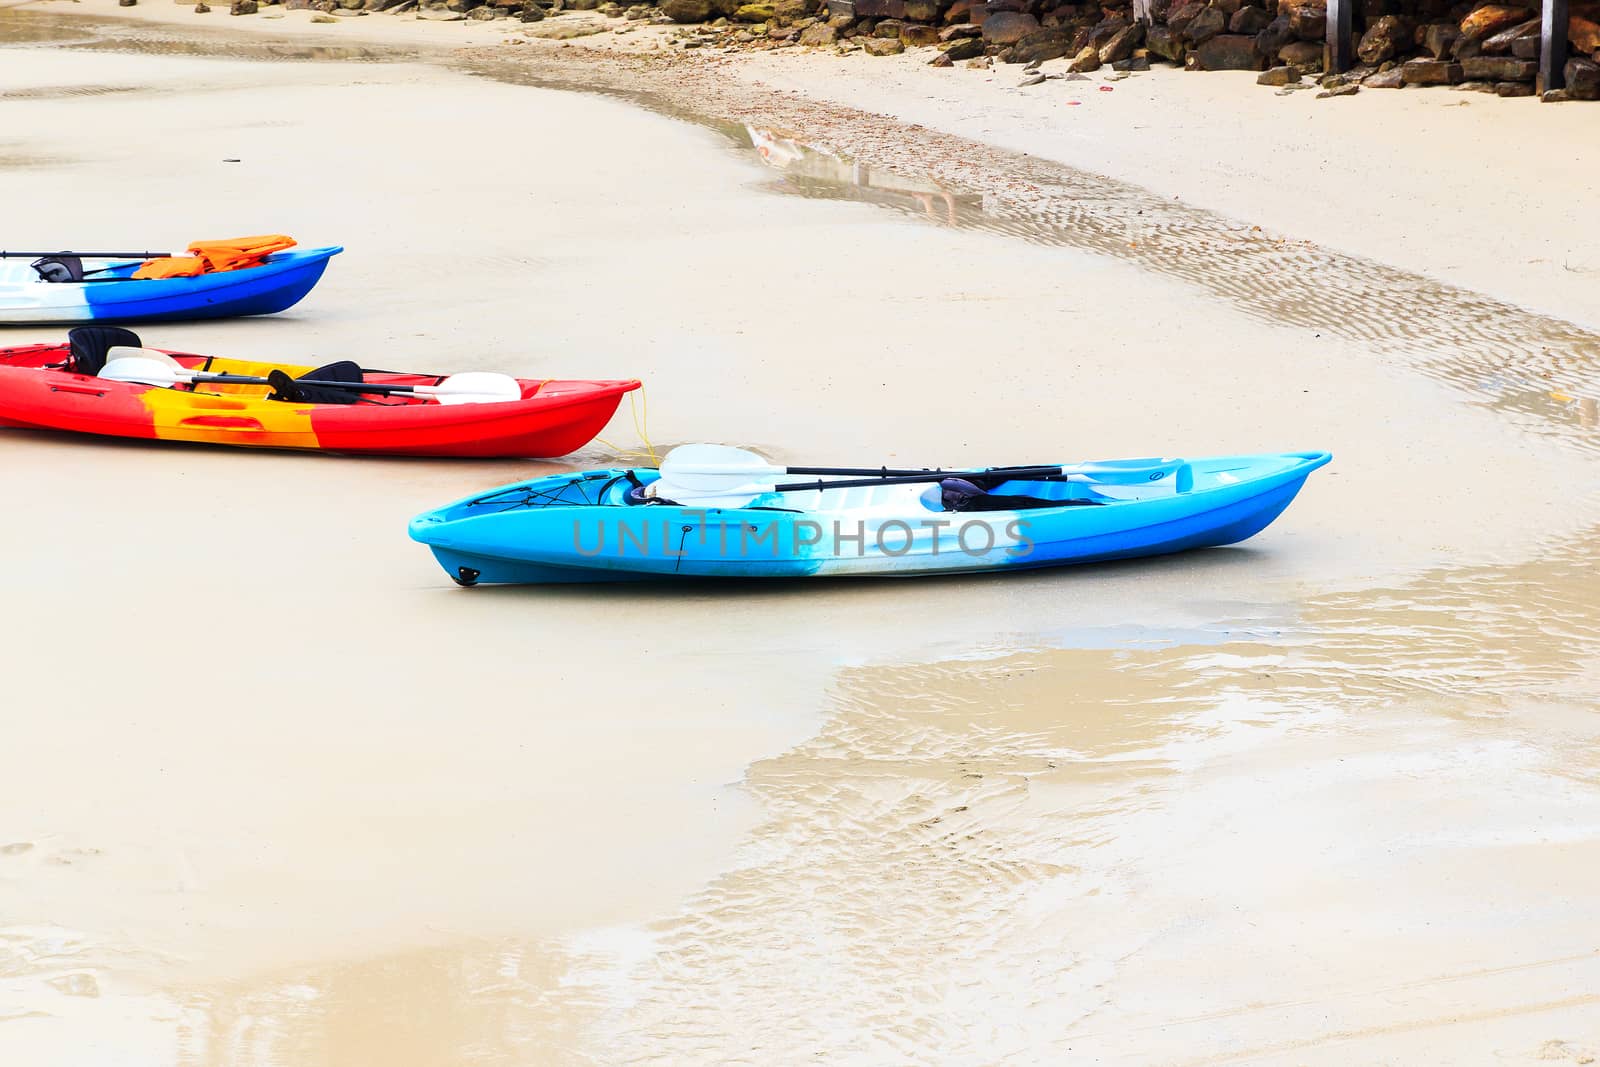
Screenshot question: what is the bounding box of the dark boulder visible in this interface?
[1278,39,1322,70]
[980,9,1039,41]
[1097,21,1143,62]
[1567,56,1600,100]
[1480,15,1539,52]
[1146,23,1185,60]
[1356,15,1409,64]
[1285,1,1324,39]
[1400,57,1462,83]
[1191,32,1264,68]
[1254,14,1295,54]
[1229,5,1268,32]
[1460,54,1533,79]
[941,34,986,56]
[1183,5,1225,43]
[1008,26,1073,61]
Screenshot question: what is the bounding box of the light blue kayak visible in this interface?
[409,449,1332,586]
[0,246,341,325]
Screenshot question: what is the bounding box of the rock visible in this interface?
[468,6,498,16]
[1494,79,1534,95]
[941,35,984,57]
[1418,21,1457,57]
[1182,5,1224,43]
[1086,18,1129,48]
[930,49,953,63]
[862,34,904,51]
[1066,43,1101,70]
[981,10,1039,43]
[1315,80,1359,96]
[1278,39,1321,71]
[939,22,979,39]
[1229,5,1268,33]
[662,0,713,19]
[1481,15,1539,52]
[194,2,210,10]
[1097,21,1143,62]
[415,6,464,15]
[901,22,938,43]
[1567,56,1600,99]
[1400,57,1462,83]
[230,0,256,12]
[799,19,836,40]
[1112,54,1151,69]
[519,3,543,17]
[1192,32,1265,68]
[1257,62,1298,83]
[902,0,936,18]
[1165,0,1204,34]
[1459,5,1529,41]
[733,1,773,17]
[1455,79,1498,91]
[1356,15,1408,64]
[1009,27,1072,62]
[872,16,901,34]
[771,0,808,19]
[1451,35,1482,59]
[1254,15,1294,55]
[965,53,992,65]
[1572,15,1600,54]
[119,0,136,7]
[310,10,335,16]
[1018,70,1046,83]
[1146,24,1184,61]
[1511,34,1538,58]
[1461,55,1533,80]
[1285,1,1323,40]
[1363,65,1404,86]
[1541,87,1571,101]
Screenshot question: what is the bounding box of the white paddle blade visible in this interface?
[103,345,186,369]
[658,444,785,493]
[414,372,523,405]
[99,353,191,387]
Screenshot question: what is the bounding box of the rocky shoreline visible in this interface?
[179,0,1600,101]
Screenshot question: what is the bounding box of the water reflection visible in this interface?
[747,125,965,224]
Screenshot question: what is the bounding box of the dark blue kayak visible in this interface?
[409,450,1332,586]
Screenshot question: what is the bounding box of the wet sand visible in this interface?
[2,10,1600,1065]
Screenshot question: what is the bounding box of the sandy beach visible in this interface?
[2,4,1599,1064]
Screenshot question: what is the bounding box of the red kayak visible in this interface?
[0,329,640,458]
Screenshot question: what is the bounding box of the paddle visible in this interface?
[1,250,170,259]
[98,348,522,406]
[656,444,1193,501]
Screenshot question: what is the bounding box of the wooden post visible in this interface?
[1539,0,1569,94]
[1326,0,1354,74]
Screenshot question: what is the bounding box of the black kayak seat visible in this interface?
[267,360,366,405]
[32,255,84,283]
[67,326,142,377]
[939,477,1103,512]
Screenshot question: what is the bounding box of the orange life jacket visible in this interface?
[131,235,297,280]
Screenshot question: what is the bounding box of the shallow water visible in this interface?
[2,10,1599,1065]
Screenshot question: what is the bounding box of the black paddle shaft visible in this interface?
[771,466,1065,492]
[1,250,170,259]
[783,463,1063,478]
[189,371,416,395]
